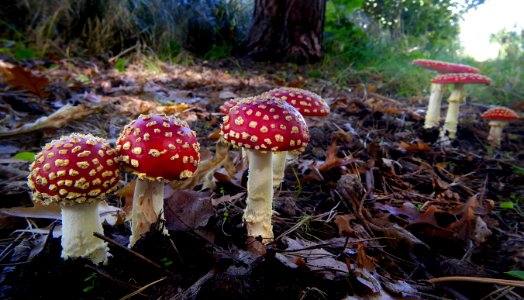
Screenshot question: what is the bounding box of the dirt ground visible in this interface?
[0,57,523,299]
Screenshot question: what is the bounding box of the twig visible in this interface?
[93,232,172,275]
[428,276,524,288]
[108,44,139,63]
[83,264,146,297]
[173,269,216,300]
[119,276,167,300]
[368,92,401,105]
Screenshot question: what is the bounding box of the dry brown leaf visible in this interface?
[318,139,353,172]
[164,190,214,232]
[275,237,348,280]
[118,180,136,219]
[0,201,123,226]
[0,61,49,98]
[0,104,96,137]
[218,90,238,99]
[334,214,356,236]
[0,202,61,219]
[211,192,246,206]
[400,140,431,152]
[448,194,492,244]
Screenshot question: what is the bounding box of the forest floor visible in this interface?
[0,56,523,300]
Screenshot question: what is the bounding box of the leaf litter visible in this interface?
[0,57,523,299]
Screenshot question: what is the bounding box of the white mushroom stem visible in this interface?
[129,179,167,248]
[441,83,466,140]
[487,120,507,148]
[244,150,274,243]
[272,151,287,188]
[60,202,109,265]
[424,83,445,129]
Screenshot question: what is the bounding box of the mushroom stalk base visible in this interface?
[244,150,274,243]
[129,179,166,248]
[272,151,287,188]
[424,83,445,129]
[441,85,465,141]
[61,202,108,265]
[487,121,506,148]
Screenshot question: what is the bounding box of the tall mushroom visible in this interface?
[431,73,491,140]
[220,95,309,242]
[412,59,479,129]
[266,87,329,187]
[117,114,200,247]
[481,106,520,148]
[28,133,120,264]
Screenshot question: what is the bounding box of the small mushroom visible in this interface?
[481,106,520,148]
[431,73,491,141]
[220,94,309,242]
[266,87,329,187]
[28,133,120,264]
[117,114,200,247]
[412,59,479,129]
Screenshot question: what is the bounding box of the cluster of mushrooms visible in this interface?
[27,87,329,264]
[413,59,521,147]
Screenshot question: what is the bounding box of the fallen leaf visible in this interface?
[399,140,431,152]
[0,104,96,137]
[334,214,356,236]
[0,61,49,98]
[218,90,238,99]
[211,192,245,206]
[0,201,123,226]
[448,194,492,244]
[275,237,348,280]
[164,190,214,232]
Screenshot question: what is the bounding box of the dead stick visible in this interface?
[174,269,215,300]
[93,232,172,275]
[428,276,524,288]
[84,264,147,296]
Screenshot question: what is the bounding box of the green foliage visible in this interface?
[0,0,252,58]
[14,152,35,162]
[82,272,98,293]
[114,58,127,73]
[466,29,524,105]
[362,0,462,51]
[505,270,524,280]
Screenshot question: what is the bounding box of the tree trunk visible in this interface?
[245,0,326,63]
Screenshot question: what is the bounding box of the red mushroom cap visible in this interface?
[219,98,242,114]
[412,59,479,74]
[431,73,492,85]
[481,106,520,121]
[28,133,120,206]
[117,114,200,182]
[220,95,309,152]
[266,87,329,117]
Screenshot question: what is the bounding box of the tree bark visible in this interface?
[245,0,326,63]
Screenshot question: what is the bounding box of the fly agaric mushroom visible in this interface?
[219,98,241,114]
[117,114,200,247]
[431,73,491,140]
[266,87,329,187]
[220,95,309,242]
[28,133,120,264]
[481,106,520,148]
[412,59,479,129]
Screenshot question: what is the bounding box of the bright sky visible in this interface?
[459,0,524,61]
